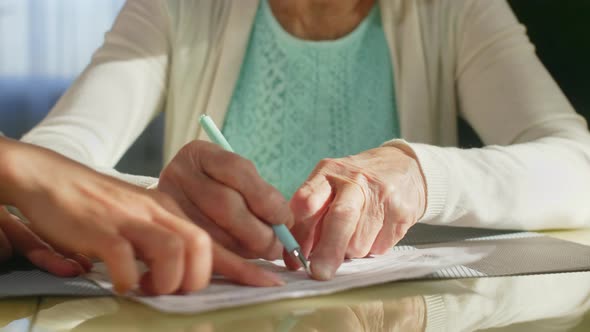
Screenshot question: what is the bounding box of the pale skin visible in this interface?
[0,138,283,295]
[158,0,427,281]
[273,0,427,279]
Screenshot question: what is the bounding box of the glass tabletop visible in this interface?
[0,229,588,332]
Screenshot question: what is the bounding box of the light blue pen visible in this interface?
[199,115,311,275]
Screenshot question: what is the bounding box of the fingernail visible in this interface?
[311,260,335,281]
[74,253,94,271]
[262,270,286,287]
[64,258,85,276]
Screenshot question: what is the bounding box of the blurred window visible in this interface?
[0,1,164,177]
[0,0,125,78]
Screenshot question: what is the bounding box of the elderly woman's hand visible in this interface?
[285,146,426,280]
[158,140,294,260]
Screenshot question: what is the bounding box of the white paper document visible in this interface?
[87,246,491,314]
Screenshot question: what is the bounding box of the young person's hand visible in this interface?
[158,140,294,260]
[0,139,283,295]
[0,207,92,276]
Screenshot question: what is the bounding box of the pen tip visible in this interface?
[293,249,312,276]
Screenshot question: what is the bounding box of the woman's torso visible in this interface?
[221,0,399,197]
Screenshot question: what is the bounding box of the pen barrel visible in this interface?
[200,115,234,152]
[199,115,304,256]
[272,224,300,252]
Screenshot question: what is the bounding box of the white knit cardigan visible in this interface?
[22,0,590,230]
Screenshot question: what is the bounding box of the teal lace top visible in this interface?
[223,0,399,198]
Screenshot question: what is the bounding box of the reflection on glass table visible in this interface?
[0,298,36,332]
[26,271,590,332]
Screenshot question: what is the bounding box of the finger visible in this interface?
[310,183,364,281]
[151,208,213,293]
[172,194,246,256]
[37,237,94,273]
[295,191,333,257]
[283,203,330,271]
[371,216,412,255]
[188,173,281,260]
[0,213,83,277]
[213,243,284,287]
[199,144,293,228]
[291,171,332,222]
[92,234,138,294]
[70,253,94,273]
[347,199,384,258]
[119,222,185,295]
[284,177,333,271]
[27,250,84,278]
[370,214,397,255]
[162,193,258,260]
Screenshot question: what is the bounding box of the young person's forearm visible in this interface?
[0,138,30,206]
[0,137,18,205]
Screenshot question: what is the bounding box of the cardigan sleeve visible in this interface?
[21,0,171,188]
[386,0,590,229]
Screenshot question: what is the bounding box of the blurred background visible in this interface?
[0,0,589,177]
[0,0,163,176]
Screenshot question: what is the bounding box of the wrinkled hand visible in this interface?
[285,146,426,280]
[0,207,91,276]
[0,140,282,295]
[158,140,294,260]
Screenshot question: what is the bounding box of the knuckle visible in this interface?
[290,189,322,220]
[266,189,286,207]
[386,190,404,210]
[208,190,242,223]
[291,185,312,206]
[210,186,233,204]
[182,140,203,154]
[103,236,131,256]
[350,172,366,185]
[161,235,185,255]
[187,229,211,252]
[318,158,335,168]
[330,204,358,219]
[260,190,289,224]
[240,158,257,174]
